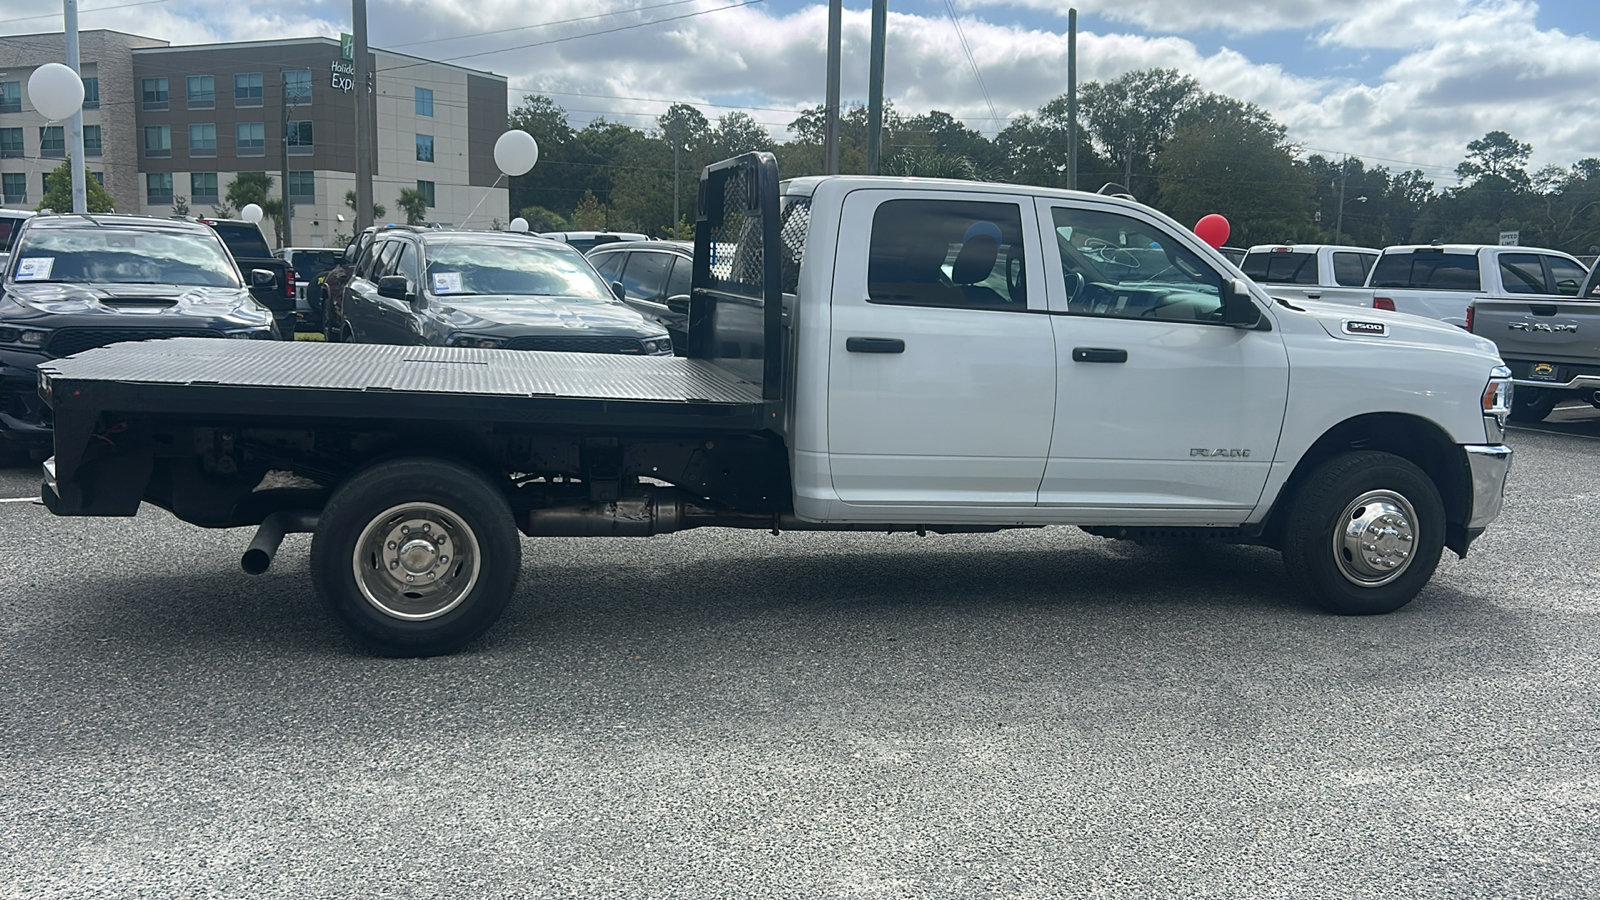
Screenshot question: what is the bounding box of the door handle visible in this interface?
[846,337,905,353]
[1305,292,1321,300]
[1072,347,1127,363]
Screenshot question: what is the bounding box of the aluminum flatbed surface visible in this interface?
[42,338,771,430]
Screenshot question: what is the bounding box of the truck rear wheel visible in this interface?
[1508,387,1558,423]
[310,457,520,656]
[1281,451,1445,616]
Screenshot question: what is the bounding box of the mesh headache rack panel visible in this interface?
[691,152,783,403]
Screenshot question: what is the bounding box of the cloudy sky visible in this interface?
[4,0,1596,187]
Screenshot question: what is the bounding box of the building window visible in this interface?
[0,128,22,159]
[91,171,104,186]
[81,76,99,109]
[144,125,171,158]
[142,77,169,110]
[415,87,434,117]
[83,124,102,157]
[284,70,312,106]
[0,81,19,114]
[287,120,313,155]
[186,75,215,109]
[191,172,218,203]
[235,122,265,156]
[416,180,435,208]
[1,172,25,205]
[415,134,434,163]
[288,171,315,201]
[234,72,263,107]
[40,126,66,158]
[146,172,173,205]
[189,123,217,157]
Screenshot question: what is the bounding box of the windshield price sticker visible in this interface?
[15,258,54,281]
[432,272,464,294]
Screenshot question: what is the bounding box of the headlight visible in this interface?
[642,338,672,355]
[225,327,275,340]
[446,334,506,349]
[1482,366,1512,417]
[19,329,49,348]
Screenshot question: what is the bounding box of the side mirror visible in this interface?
[249,268,277,289]
[378,275,410,301]
[610,280,627,301]
[1222,278,1263,328]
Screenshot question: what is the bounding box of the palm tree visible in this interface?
[396,188,428,226]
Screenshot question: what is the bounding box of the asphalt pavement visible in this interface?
[1,409,1598,898]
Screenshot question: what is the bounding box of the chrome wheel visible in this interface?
[1332,489,1418,587]
[352,502,481,620]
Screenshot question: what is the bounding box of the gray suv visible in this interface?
[586,241,691,351]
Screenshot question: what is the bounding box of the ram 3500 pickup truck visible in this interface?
[35,154,1515,656]
[1468,263,1600,421]
[1364,244,1588,328]
[1239,243,1379,307]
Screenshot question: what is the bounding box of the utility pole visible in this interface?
[280,72,294,245]
[1066,8,1077,191]
[1335,156,1348,242]
[824,0,841,175]
[671,115,680,230]
[64,0,87,213]
[866,0,887,174]
[353,0,375,230]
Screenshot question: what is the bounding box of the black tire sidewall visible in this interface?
[1284,451,1445,616]
[1508,387,1558,423]
[311,458,520,656]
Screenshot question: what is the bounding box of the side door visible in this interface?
[1035,199,1289,520]
[344,238,400,343]
[826,190,1057,508]
[617,250,673,328]
[385,239,426,345]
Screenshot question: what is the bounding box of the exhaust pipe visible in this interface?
[1590,390,1600,409]
[241,510,319,574]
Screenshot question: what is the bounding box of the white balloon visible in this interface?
[240,203,264,224]
[509,217,529,233]
[27,63,85,121]
[493,130,539,177]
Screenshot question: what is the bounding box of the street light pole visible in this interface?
[64,0,86,213]
[824,0,841,175]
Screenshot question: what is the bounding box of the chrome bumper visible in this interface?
[1511,375,1600,391]
[1464,444,1512,530]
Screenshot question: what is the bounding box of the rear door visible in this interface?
[826,189,1056,507]
[345,238,401,342]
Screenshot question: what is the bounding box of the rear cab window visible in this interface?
[1241,250,1317,285]
[1370,250,1481,291]
[867,198,1027,309]
[1331,252,1377,287]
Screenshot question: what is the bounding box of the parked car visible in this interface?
[0,209,35,272]
[1363,244,1588,327]
[276,246,342,332]
[538,231,650,253]
[0,214,276,464]
[1240,243,1380,306]
[195,216,294,338]
[586,240,691,348]
[1467,260,1600,422]
[341,229,672,354]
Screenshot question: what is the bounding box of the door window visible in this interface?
[867,199,1027,309]
[1332,252,1377,287]
[1051,207,1223,322]
[1499,254,1548,294]
[664,256,692,299]
[1242,251,1316,284]
[590,251,626,281]
[397,241,421,292]
[621,251,672,301]
[1371,252,1481,290]
[1546,256,1587,296]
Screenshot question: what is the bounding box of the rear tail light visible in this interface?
[1373,296,1395,311]
[1465,306,1475,332]
[284,267,296,298]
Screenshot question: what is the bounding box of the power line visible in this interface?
[0,0,171,27]
[942,0,1001,136]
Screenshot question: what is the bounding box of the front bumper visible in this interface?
[0,347,51,443]
[1464,444,1513,530]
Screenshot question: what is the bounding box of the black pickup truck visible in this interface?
[198,218,295,339]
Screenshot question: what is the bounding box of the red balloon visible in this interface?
[1193,214,1230,249]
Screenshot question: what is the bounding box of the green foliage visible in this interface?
[225,172,273,210]
[518,205,567,232]
[661,216,694,240]
[171,195,190,217]
[344,189,386,220]
[35,160,116,213]
[396,188,428,226]
[569,190,607,231]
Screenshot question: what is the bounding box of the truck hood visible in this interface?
[430,295,665,337]
[1,282,259,321]
[1295,298,1501,358]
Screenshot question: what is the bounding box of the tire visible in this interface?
[1508,387,1558,424]
[310,457,520,656]
[1281,451,1445,616]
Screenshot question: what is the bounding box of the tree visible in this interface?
[1080,69,1204,200]
[708,111,774,158]
[1456,131,1532,188]
[171,195,189,217]
[569,190,607,230]
[396,188,428,225]
[508,94,578,219]
[343,189,386,220]
[225,172,273,210]
[35,160,116,213]
[518,205,567,232]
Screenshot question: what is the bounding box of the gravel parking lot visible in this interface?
[2,408,1597,899]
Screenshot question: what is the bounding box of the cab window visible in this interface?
[1332,252,1377,287]
[1051,206,1223,323]
[1546,256,1586,297]
[1499,254,1548,294]
[867,199,1026,309]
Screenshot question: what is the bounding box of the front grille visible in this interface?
[45,328,218,358]
[503,335,645,354]
[2,380,45,424]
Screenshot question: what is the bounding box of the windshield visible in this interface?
[9,226,241,287]
[423,240,615,301]
[210,223,273,259]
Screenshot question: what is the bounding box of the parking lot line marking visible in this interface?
[0,497,39,503]
[1507,425,1600,442]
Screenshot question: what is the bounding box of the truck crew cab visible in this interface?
[36,154,1515,656]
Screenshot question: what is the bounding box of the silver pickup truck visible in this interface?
[1468,264,1600,421]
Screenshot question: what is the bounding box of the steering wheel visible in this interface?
[1063,270,1085,304]
[1139,300,1190,319]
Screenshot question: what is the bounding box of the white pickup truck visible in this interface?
[34,154,1516,656]
[1365,244,1590,327]
[1239,243,1379,306]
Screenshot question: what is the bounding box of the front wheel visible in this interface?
[1281,451,1445,616]
[310,457,521,656]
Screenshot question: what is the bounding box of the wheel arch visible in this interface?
[1263,412,1472,555]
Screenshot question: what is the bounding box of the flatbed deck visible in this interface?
[41,338,771,430]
